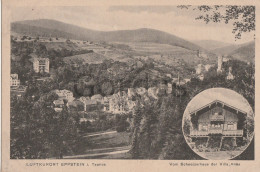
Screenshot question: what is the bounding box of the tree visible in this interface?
[10,92,78,159]
[178,5,255,39]
[115,114,129,132]
[101,82,113,96]
[129,100,143,158]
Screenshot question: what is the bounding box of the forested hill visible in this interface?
[12,19,204,51]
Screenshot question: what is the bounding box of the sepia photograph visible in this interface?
[182,88,254,160]
[8,4,255,161]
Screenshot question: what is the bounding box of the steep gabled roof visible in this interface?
[187,88,253,117]
[190,99,247,115]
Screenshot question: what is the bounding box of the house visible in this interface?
[11,85,27,97]
[166,73,172,78]
[91,94,103,102]
[197,50,208,59]
[227,67,235,80]
[198,74,204,81]
[78,96,91,111]
[128,88,136,98]
[196,64,203,74]
[32,58,50,73]
[136,87,147,96]
[53,99,65,112]
[54,89,74,102]
[108,92,129,114]
[189,100,247,148]
[184,78,191,83]
[157,83,167,96]
[172,78,178,83]
[148,87,159,99]
[223,56,230,62]
[10,74,20,87]
[204,64,213,72]
[67,100,85,112]
[167,83,173,94]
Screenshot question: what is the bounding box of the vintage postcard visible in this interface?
[2,0,260,171]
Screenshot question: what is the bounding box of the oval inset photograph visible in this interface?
[182,88,254,160]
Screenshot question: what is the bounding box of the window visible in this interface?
[227,124,234,130]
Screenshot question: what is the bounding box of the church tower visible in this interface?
[217,55,223,73]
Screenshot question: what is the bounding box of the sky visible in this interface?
[11,6,255,44]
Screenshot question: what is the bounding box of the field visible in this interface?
[113,42,212,66]
[63,52,108,64]
[64,131,131,159]
[114,42,192,54]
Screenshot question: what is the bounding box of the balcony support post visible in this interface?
[206,136,210,147]
[219,136,223,150]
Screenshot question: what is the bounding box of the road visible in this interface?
[83,131,117,138]
[63,146,130,159]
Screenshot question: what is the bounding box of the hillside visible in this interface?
[11,19,204,51]
[211,41,254,56]
[192,40,233,51]
[229,41,255,63]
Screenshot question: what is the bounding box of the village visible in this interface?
[10,46,237,127]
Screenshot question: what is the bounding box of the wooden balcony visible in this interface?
[190,129,243,137]
[190,130,208,137]
[223,130,243,137]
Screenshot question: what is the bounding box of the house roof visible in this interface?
[10,74,19,80]
[53,99,64,105]
[91,94,103,100]
[188,88,252,116]
[68,100,84,107]
[84,99,97,105]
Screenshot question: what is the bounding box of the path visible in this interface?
[83,131,117,138]
[63,146,130,159]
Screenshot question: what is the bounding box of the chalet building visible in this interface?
[10,74,20,87]
[33,58,50,73]
[189,100,247,148]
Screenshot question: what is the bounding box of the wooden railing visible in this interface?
[190,129,243,137]
[190,130,208,137]
[223,130,243,136]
